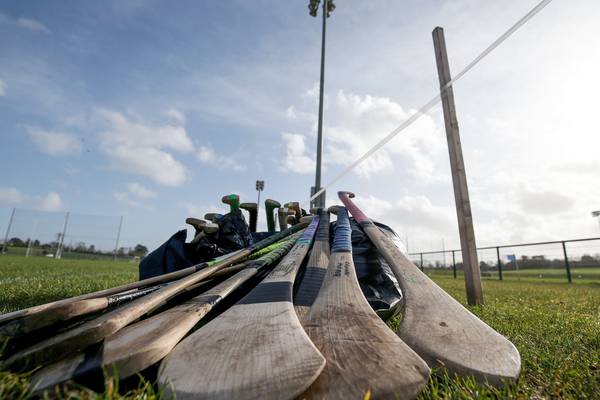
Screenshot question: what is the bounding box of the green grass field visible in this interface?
[423,267,600,285]
[1,255,599,399]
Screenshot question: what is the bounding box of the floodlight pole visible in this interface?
[256,180,264,221]
[312,0,329,209]
[433,27,483,305]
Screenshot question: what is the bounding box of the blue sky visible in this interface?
[1,0,600,254]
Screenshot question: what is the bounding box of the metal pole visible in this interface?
[25,220,37,257]
[113,216,124,262]
[420,253,424,272]
[561,241,572,283]
[257,190,261,228]
[56,212,70,259]
[496,246,503,281]
[452,250,457,279]
[313,0,328,208]
[2,207,16,254]
[433,27,483,305]
[442,238,446,269]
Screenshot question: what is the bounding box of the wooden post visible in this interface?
[433,27,483,305]
[452,250,456,279]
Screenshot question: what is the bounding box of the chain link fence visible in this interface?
[409,238,600,284]
[0,208,142,262]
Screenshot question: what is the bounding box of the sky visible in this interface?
[1,0,599,254]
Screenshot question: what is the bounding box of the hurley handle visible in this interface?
[222,194,240,212]
[331,206,352,252]
[247,233,299,268]
[265,199,281,232]
[314,209,330,242]
[338,191,369,223]
[297,215,320,245]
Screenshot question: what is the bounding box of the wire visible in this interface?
[308,0,554,206]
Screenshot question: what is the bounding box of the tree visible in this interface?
[133,244,148,257]
[75,242,87,253]
[9,237,25,247]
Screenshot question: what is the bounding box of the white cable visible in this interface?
[309,0,554,206]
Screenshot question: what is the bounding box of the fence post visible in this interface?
[496,246,503,281]
[561,241,572,283]
[420,253,424,272]
[2,207,16,254]
[452,250,456,278]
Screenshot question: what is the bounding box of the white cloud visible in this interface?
[0,187,62,211]
[280,132,315,174]
[16,17,50,33]
[305,83,319,100]
[127,182,156,199]
[27,127,82,156]
[0,187,24,204]
[183,203,224,218]
[285,106,297,119]
[197,146,243,171]
[112,146,187,186]
[97,109,193,152]
[517,187,573,215]
[113,191,142,208]
[281,90,444,180]
[166,108,186,124]
[0,13,50,33]
[96,108,193,186]
[352,194,457,251]
[0,79,5,96]
[33,192,62,211]
[113,183,156,208]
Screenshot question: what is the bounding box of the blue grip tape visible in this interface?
[297,216,320,244]
[331,207,351,252]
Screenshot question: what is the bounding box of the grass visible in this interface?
[0,255,138,314]
[413,276,600,399]
[424,267,600,285]
[1,255,599,399]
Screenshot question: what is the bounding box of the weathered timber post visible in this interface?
[433,27,484,305]
[452,250,457,278]
[420,253,424,272]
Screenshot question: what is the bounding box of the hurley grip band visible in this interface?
[222,194,240,211]
[297,216,320,244]
[248,236,298,268]
[315,211,330,242]
[331,207,352,253]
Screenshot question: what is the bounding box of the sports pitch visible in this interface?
[1,255,598,399]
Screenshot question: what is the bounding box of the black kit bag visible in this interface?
[333,218,404,321]
[139,209,254,280]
